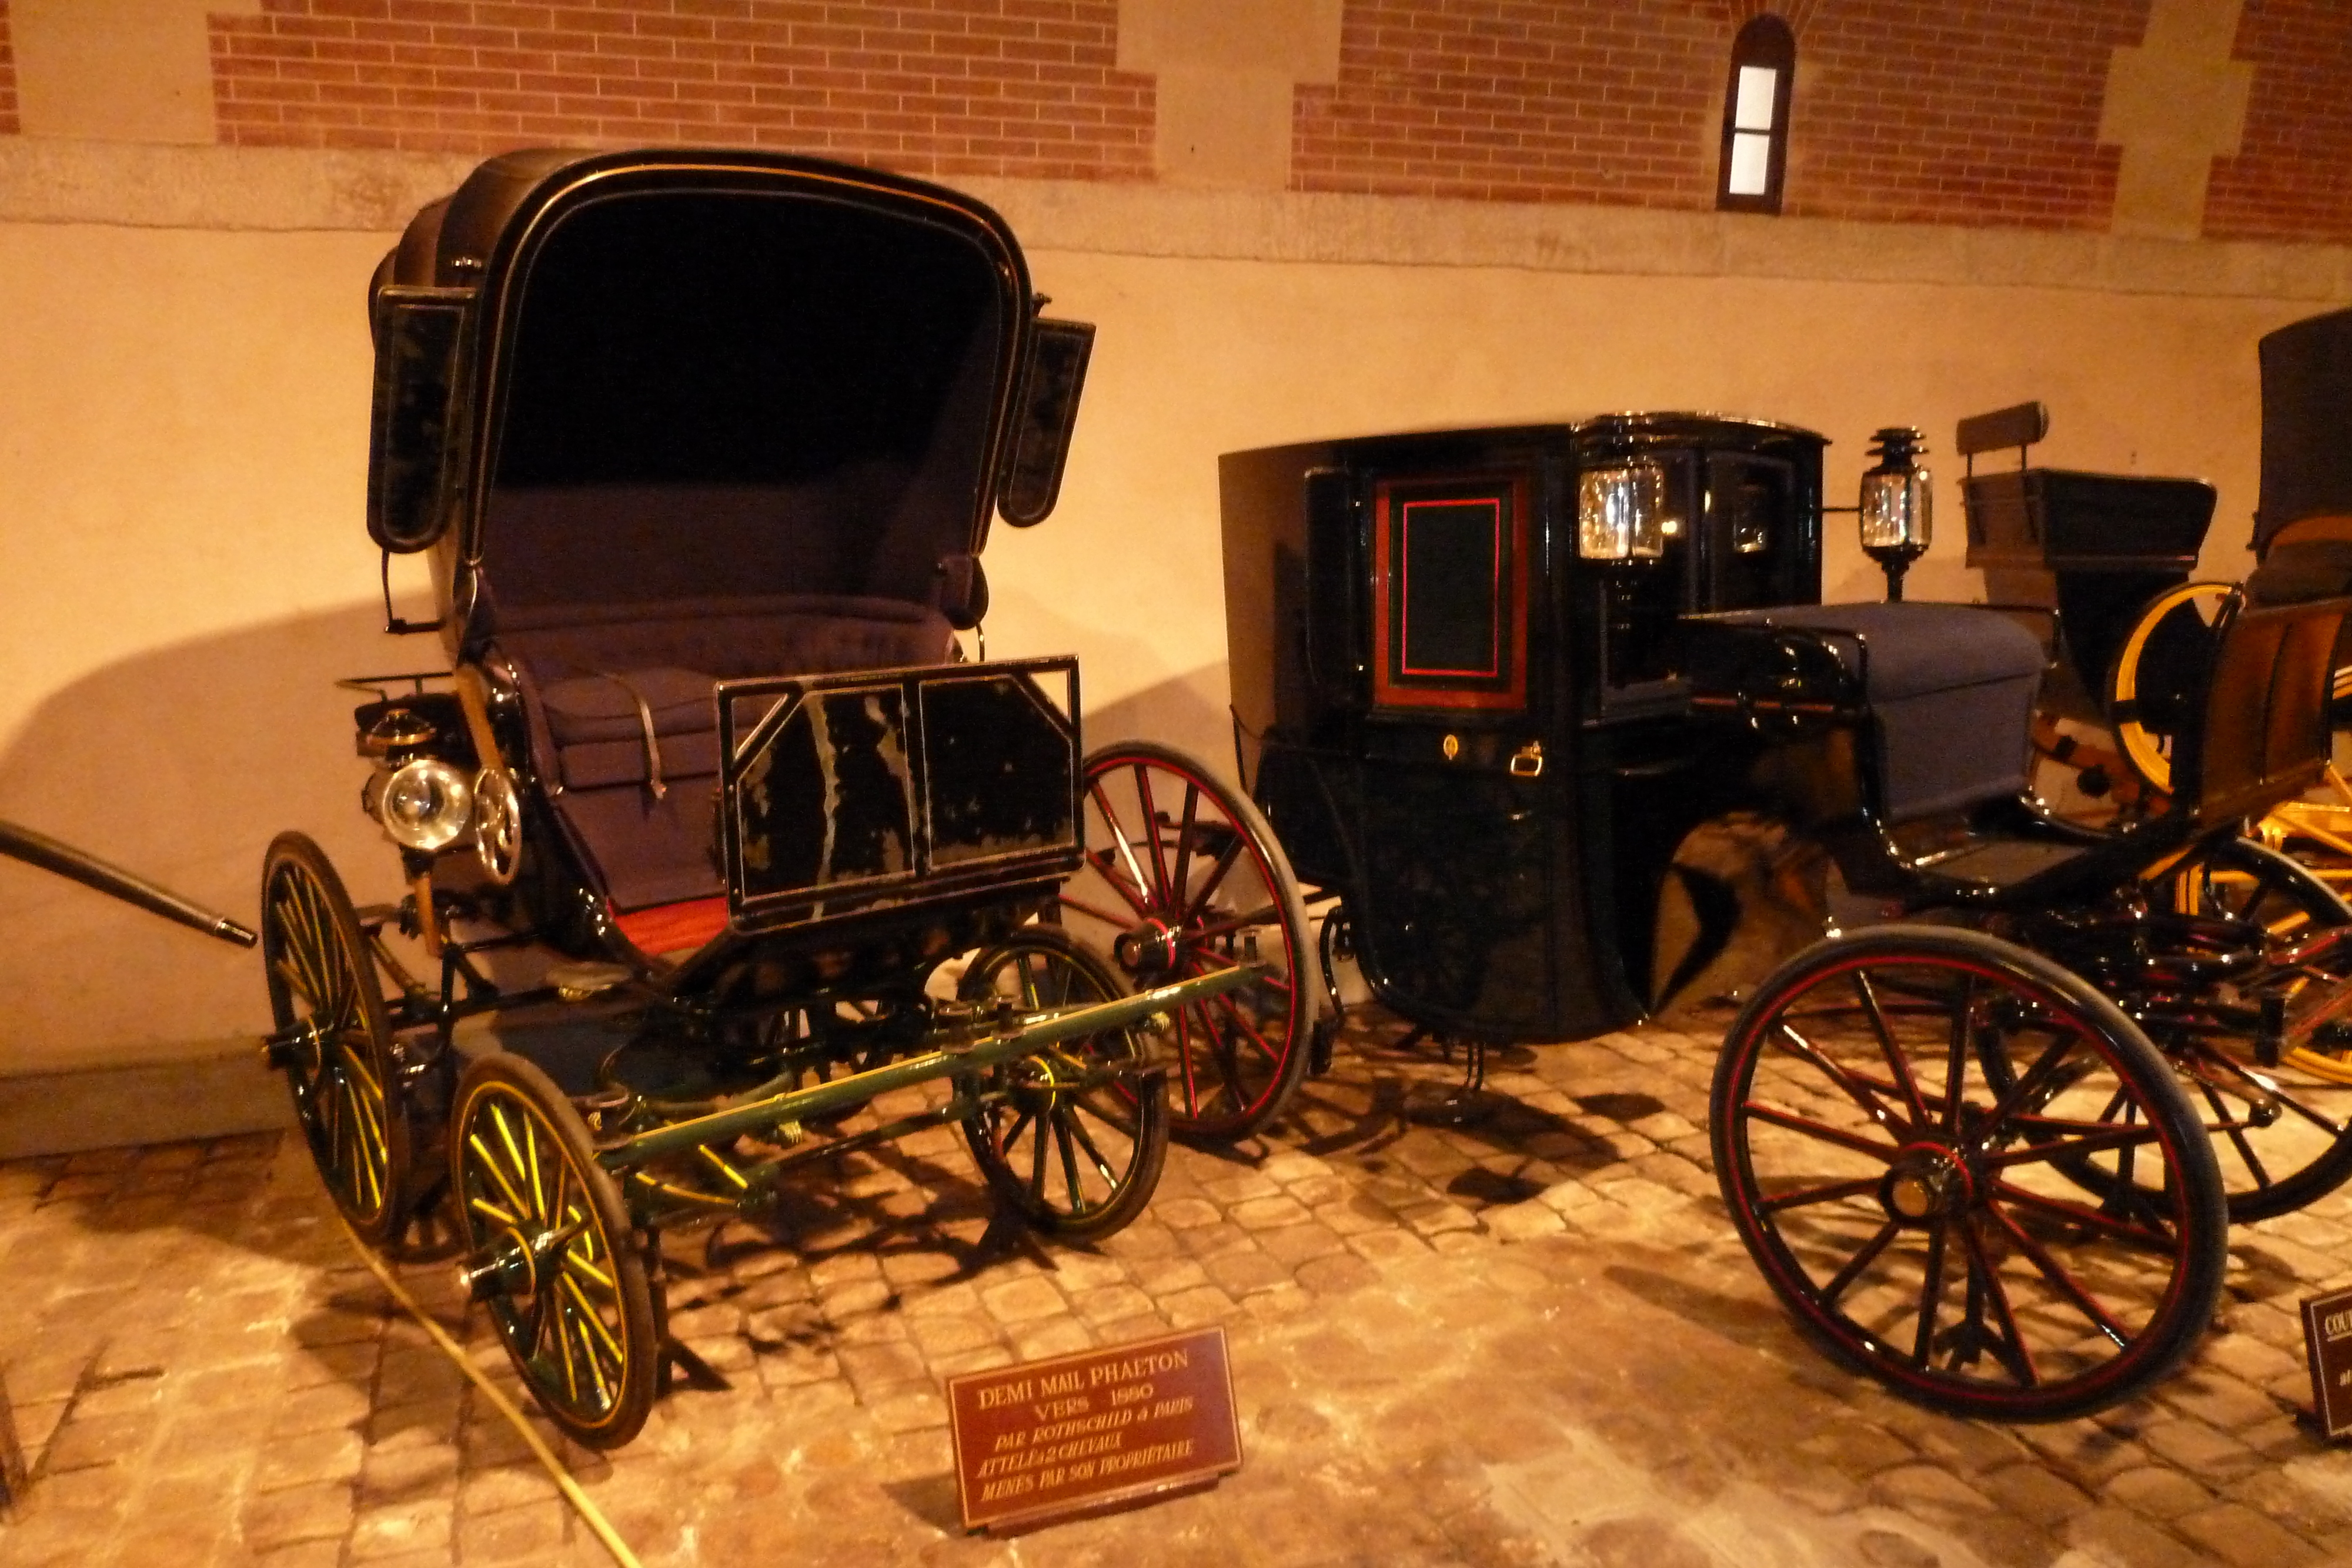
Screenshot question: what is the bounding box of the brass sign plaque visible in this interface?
[2304,1284,2352,1439]
[946,1325,1242,1533]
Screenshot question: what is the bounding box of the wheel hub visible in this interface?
[1113,920,1181,975]
[459,1223,543,1301]
[1880,1145,1972,1225]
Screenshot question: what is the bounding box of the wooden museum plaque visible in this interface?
[945,1325,1242,1533]
[2304,1284,2352,1439]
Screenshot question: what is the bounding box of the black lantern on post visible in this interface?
[1860,426,1932,601]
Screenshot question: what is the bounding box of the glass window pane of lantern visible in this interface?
[1861,470,1932,550]
[1578,464,1666,560]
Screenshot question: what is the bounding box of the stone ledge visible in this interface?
[0,1041,290,1158]
[0,139,2344,303]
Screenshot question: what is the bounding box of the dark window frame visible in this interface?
[1717,15,1796,215]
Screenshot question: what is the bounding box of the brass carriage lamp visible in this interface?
[1859,426,1932,601]
[1576,462,1670,561]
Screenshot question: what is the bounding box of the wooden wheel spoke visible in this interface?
[1027,1102,1051,1203]
[1989,1176,2177,1251]
[552,1292,582,1407]
[1060,889,1149,929]
[2196,1076,2273,1188]
[468,1129,533,1219]
[1173,1005,1203,1116]
[2190,1045,2348,1137]
[1060,1104,1121,1186]
[1910,1219,1950,1369]
[560,1271,627,1372]
[1977,1029,2086,1139]
[1942,975,1978,1138]
[995,1104,1037,1160]
[1210,985,1282,1066]
[1742,1099,1902,1164]
[1170,783,1201,925]
[1054,1112,1090,1213]
[1180,838,1246,929]
[1759,1174,1883,1213]
[1132,763,1174,908]
[1184,905,1282,945]
[469,1196,520,1228]
[1854,972,1933,1125]
[562,1246,618,1295]
[1087,781,1159,914]
[1819,1218,1900,1309]
[1977,1120,2172,1172]
[1770,1023,1912,1136]
[1194,1002,1248,1105]
[1984,1198,2136,1347]
[1959,1221,2040,1388]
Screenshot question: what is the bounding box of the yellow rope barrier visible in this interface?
[336,1218,645,1568]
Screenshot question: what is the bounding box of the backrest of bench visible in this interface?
[2174,591,2352,829]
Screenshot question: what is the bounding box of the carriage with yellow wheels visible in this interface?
[255,148,1280,1448]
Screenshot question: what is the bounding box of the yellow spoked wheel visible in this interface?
[451,1053,655,1449]
[958,928,1168,1241]
[2107,580,2234,795]
[260,832,412,1245]
[2256,763,2352,915]
[2153,838,2352,1215]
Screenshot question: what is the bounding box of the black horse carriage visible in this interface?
[256,148,1275,1447]
[1222,406,2352,1419]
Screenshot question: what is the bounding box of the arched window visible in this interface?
[1718,15,1796,214]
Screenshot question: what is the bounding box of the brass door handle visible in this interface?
[1509,741,1545,778]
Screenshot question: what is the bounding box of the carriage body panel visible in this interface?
[1221,414,1825,1040]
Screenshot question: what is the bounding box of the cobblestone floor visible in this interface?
[6,1006,2352,1566]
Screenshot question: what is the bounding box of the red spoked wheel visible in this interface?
[1712,926,2226,1422]
[1060,741,1314,1140]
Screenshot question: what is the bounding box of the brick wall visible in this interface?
[2205,0,2352,246]
[1786,1,2141,230]
[0,3,18,137]
[1291,1,1726,208]
[206,0,1154,182]
[1292,0,2147,230]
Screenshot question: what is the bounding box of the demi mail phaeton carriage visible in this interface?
[1223,412,2352,1419]
[256,149,1275,1447]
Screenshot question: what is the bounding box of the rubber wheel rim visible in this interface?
[1061,740,1315,1139]
[1713,925,2226,1422]
[958,927,1170,1241]
[450,1052,656,1449]
[260,831,413,1246]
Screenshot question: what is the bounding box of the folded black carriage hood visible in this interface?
[374,148,1035,615]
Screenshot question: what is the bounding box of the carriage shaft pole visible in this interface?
[0,818,258,947]
[603,963,1261,1169]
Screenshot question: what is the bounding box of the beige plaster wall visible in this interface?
[0,169,2341,1129]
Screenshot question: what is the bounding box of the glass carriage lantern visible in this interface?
[1577,461,1671,561]
[1859,426,1932,600]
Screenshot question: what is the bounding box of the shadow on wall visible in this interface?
[979,581,1241,784]
[0,600,423,1077]
[2,581,1255,1075]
